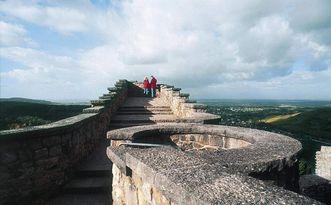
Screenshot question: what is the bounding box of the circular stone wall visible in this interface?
[169,134,251,151]
[130,130,251,151]
[107,123,302,172]
[107,123,305,202]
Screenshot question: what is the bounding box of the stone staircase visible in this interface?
[109,97,177,129]
[47,97,176,205]
[47,142,111,205]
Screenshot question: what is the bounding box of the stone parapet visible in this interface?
[159,85,216,119]
[0,79,130,205]
[107,124,320,205]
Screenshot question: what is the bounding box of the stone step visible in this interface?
[77,141,112,172]
[47,193,110,205]
[110,119,155,124]
[109,122,155,129]
[119,106,171,109]
[116,111,173,115]
[118,107,172,112]
[110,115,178,124]
[110,120,176,124]
[63,176,110,194]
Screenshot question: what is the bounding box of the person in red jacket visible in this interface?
[150,75,157,97]
[143,77,150,96]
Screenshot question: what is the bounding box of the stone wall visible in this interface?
[0,79,129,205]
[107,124,320,205]
[316,146,331,180]
[159,85,207,118]
[112,164,173,205]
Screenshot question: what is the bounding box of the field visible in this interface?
[0,98,89,130]
[269,108,331,141]
[261,113,300,123]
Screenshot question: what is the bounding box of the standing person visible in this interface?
[143,77,150,96]
[150,75,157,98]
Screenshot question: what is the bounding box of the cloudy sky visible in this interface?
[1,0,331,100]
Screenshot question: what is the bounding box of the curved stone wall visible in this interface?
[107,124,321,204]
[169,133,251,150]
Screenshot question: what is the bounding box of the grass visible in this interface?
[266,108,331,141]
[261,113,301,123]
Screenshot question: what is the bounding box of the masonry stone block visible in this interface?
[28,139,43,150]
[61,133,72,144]
[43,136,61,147]
[18,149,33,162]
[36,157,59,170]
[209,135,223,147]
[1,151,18,164]
[49,145,62,157]
[141,182,153,203]
[34,148,48,160]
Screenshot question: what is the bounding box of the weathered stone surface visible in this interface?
[18,149,33,162]
[43,136,61,147]
[0,113,97,140]
[83,106,105,113]
[108,123,321,204]
[0,80,130,205]
[209,135,223,147]
[28,139,43,150]
[36,157,59,170]
[49,145,62,157]
[1,151,18,164]
[316,146,331,181]
[34,148,48,160]
[299,174,331,204]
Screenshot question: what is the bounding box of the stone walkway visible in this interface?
[110,97,177,129]
[47,97,176,205]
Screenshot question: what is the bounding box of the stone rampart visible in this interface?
[0,79,218,205]
[107,124,322,205]
[0,79,129,205]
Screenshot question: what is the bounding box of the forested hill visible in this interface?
[0,100,89,131]
[269,108,331,141]
[0,97,55,104]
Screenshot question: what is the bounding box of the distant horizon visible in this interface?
[2,96,331,102]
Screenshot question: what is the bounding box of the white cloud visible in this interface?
[1,0,331,99]
[0,21,35,46]
[0,1,88,34]
[0,47,84,99]
[186,67,331,100]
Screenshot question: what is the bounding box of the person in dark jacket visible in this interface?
[150,75,157,97]
[143,77,150,96]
